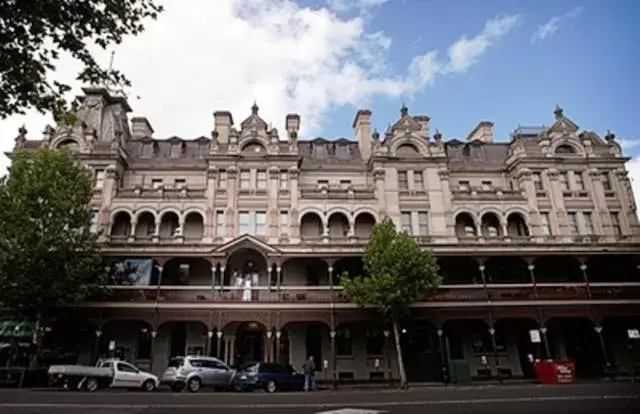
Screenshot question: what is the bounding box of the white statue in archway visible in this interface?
[242,276,252,302]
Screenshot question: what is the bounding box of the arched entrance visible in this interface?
[225,248,269,287]
[235,322,266,366]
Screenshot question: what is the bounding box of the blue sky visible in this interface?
[320,0,639,148]
[1,0,639,175]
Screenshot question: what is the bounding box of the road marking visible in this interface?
[0,394,638,409]
[316,409,387,414]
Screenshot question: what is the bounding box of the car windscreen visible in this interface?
[168,357,184,368]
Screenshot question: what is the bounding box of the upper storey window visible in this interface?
[279,171,288,190]
[574,172,585,191]
[559,172,569,191]
[142,143,154,158]
[240,171,251,189]
[533,173,543,191]
[414,171,424,190]
[398,171,408,190]
[256,170,267,189]
[170,143,183,158]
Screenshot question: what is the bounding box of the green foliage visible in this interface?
[341,218,441,317]
[0,0,163,119]
[0,147,110,321]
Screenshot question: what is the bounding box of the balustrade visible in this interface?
[104,283,640,304]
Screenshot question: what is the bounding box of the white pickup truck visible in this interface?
[48,359,159,392]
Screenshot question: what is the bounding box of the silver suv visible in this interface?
[161,356,235,393]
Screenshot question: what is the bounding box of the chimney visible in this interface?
[467,121,494,143]
[213,111,234,144]
[353,109,372,160]
[130,117,154,138]
[286,113,300,140]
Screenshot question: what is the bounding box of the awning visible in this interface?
[0,320,34,338]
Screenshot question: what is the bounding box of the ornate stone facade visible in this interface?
[13,88,640,382]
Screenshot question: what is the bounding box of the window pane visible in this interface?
[240,171,251,189]
[255,212,267,236]
[418,212,428,236]
[540,213,552,235]
[216,211,225,237]
[94,169,105,189]
[238,212,250,235]
[401,212,412,235]
[414,171,423,189]
[398,171,408,190]
[567,213,578,235]
[533,173,543,190]
[257,171,267,189]
[559,173,568,191]
[279,171,288,189]
[583,212,593,234]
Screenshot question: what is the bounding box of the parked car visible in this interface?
[48,359,159,392]
[231,362,305,393]
[161,356,235,393]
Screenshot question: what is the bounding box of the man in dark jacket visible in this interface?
[303,356,316,391]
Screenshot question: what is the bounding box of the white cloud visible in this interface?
[0,0,520,176]
[445,14,521,73]
[531,6,582,44]
[616,138,640,152]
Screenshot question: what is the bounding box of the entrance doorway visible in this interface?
[401,321,442,382]
[235,322,265,366]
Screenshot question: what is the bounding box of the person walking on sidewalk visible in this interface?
[303,356,316,391]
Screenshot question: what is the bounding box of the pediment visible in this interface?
[240,114,268,130]
[212,234,281,256]
[391,115,422,133]
[548,117,579,135]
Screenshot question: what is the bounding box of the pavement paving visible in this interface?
[0,382,638,413]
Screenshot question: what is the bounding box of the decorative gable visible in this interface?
[547,105,579,135]
[212,234,281,257]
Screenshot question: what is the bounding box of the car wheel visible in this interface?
[187,377,202,393]
[233,383,245,392]
[85,377,99,392]
[265,381,277,393]
[142,379,156,392]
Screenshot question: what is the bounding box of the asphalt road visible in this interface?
[0,382,638,414]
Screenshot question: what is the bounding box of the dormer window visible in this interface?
[142,143,154,158]
[170,142,183,158]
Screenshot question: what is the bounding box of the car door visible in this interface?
[209,360,233,386]
[189,359,215,386]
[114,362,142,388]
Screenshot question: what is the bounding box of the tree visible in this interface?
[0,146,111,366]
[340,218,441,388]
[0,0,163,120]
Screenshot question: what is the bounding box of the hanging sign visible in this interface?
[627,329,640,339]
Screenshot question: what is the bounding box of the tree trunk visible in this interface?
[391,316,408,389]
[29,316,42,369]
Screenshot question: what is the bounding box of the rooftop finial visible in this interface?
[434,129,442,141]
[554,104,564,119]
[251,100,259,115]
[604,129,616,142]
[400,102,408,117]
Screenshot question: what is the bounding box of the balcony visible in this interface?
[101,283,640,305]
